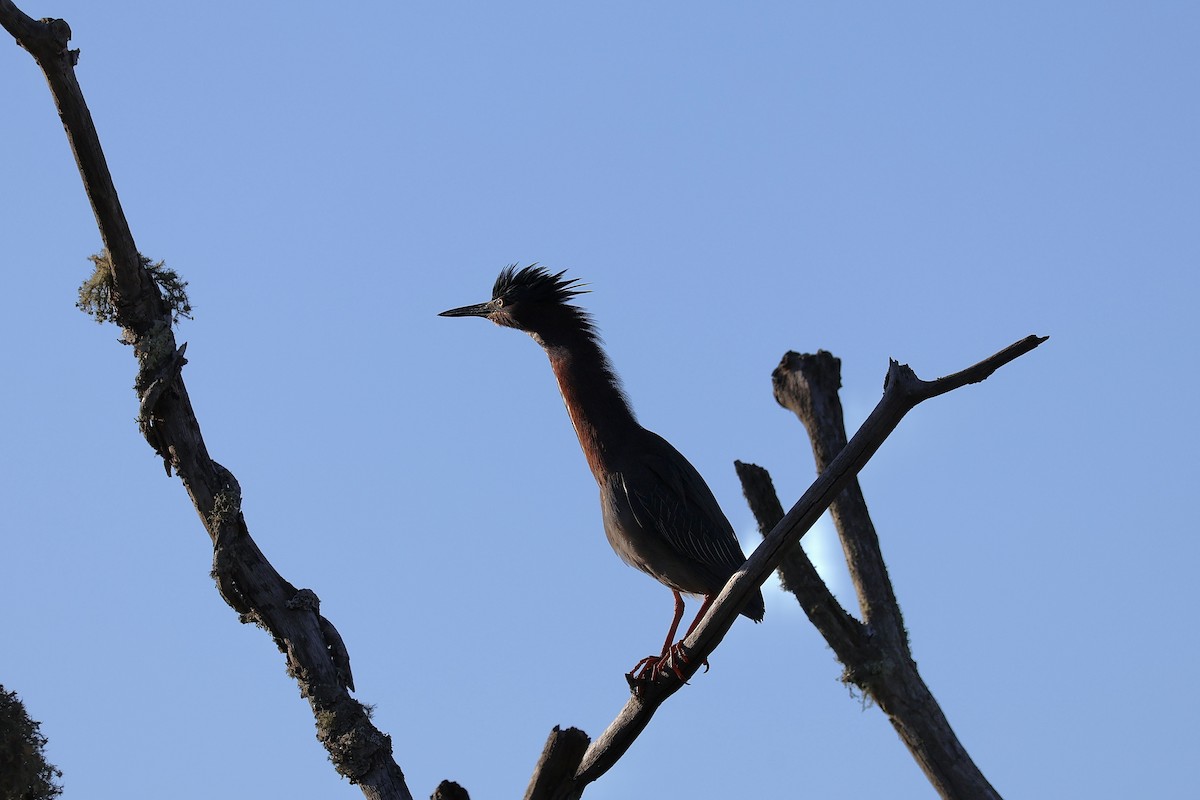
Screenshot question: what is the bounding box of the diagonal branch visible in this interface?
[1,8,413,799]
[1,1,161,330]
[530,335,1046,797]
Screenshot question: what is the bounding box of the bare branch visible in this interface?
[772,351,908,654]
[745,346,1040,799]
[1,8,413,798]
[524,727,590,800]
[1,3,161,329]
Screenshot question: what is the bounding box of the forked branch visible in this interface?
[744,346,1029,798]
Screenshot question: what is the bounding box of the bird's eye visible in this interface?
[493,297,505,308]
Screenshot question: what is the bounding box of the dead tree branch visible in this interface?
[772,351,910,655]
[524,727,590,800]
[741,347,1025,799]
[529,336,1046,798]
[0,7,413,799]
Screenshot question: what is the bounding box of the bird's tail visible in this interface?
[741,589,765,623]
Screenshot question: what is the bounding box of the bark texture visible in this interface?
[0,7,413,799]
[733,349,1008,799]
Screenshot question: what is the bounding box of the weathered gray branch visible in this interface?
[752,348,1012,799]
[530,336,1046,797]
[772,351,909,655]
[524,727,590,800]
[0,7,413,799]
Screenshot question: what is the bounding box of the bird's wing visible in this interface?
[623,430,749,577]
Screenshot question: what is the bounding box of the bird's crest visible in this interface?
[492,264,588,306]
[489,263,603,339]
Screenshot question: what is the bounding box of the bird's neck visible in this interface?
[540,330,639,482]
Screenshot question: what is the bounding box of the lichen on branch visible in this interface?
[77,250,193,325]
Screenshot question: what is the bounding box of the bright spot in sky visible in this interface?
[750,512,856,618]
[802,513,854,606]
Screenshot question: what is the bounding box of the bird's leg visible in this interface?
[660,590,686,658]
[680,594,715,640]
[628,590,686,680]
[658,594,715,679]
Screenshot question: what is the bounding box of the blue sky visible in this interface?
[3,2,1197,797]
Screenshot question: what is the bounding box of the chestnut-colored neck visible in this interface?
[538,327,639,482]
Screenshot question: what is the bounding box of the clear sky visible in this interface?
[3,2,1197,798]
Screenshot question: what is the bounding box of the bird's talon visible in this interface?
[629,655,659,679]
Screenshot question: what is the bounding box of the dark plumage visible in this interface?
[440,265,763,679]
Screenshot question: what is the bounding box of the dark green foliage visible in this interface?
[77,251,193,325]
[0,685,63,800]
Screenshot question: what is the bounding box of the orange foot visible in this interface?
[627,642,709,683]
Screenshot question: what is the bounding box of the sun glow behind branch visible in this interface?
[745,512,855,617]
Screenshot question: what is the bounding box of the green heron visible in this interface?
[440,265,764,680]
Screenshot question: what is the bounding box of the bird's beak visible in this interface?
[438,301,492,318]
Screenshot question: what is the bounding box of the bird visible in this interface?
[439,264,764,682]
